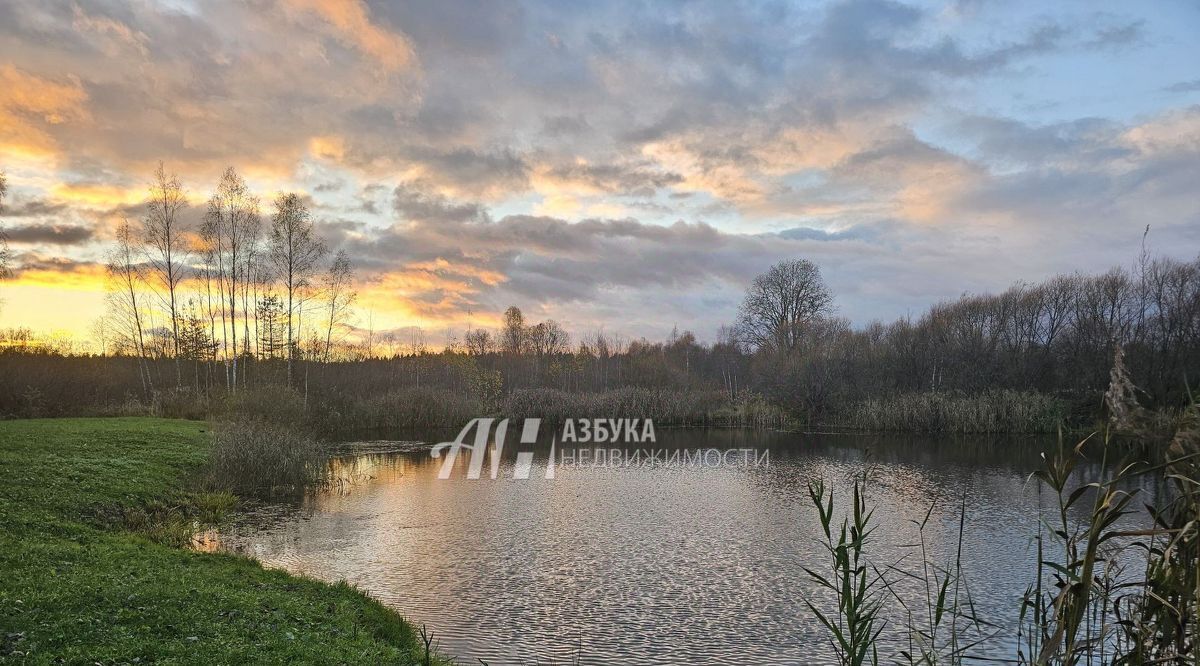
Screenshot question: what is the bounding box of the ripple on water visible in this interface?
[214,430,1155,665]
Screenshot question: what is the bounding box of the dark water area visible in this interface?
[207,428,1160,665]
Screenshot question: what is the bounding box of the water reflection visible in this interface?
[212,430,1154,665]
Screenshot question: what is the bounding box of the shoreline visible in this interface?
[0,417,446,664]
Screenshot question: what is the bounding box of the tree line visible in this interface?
[0,165,1197,425]
[738,255,1200,420]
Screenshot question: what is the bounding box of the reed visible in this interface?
[804,477,992,665]
[884,494,995,665]
[842,389,1066,433]
[804,415,1199,664]
[1017,432,1138,664]
[1019,414,1200,664]
[803,477,886,666]
[206,417,325,497]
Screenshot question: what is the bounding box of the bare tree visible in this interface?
[0,169,11,281]
[203,167,260,390]
[321,250,356,362]
[502,306,526,355]
[528,319,569,356]
[736,259,834,353]
[143,162,189,385]
[105,218,153,396]
[268,192,326,385]
[198,235,220,385]
[464,328,494,355]
[243,229,265,363]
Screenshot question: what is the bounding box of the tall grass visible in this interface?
[1018,421,1200,664]
[805,417,1200,664]
[842,390,1066,433]
[803,477,992,665]
[1017,433,1135,664]
[886,494,994,665]
[207,418,325,497]
[503,387,785,428]
[804,477,886,665]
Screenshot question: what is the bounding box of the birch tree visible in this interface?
[321,249,356,362]
[105,218,153,396]
[143,162,189,385]
[0,170,10,281]
[203,167,260,391]
[268,192,326,385]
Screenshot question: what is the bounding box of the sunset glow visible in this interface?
[1,0,1198,342]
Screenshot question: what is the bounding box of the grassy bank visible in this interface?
[0,418,439,663]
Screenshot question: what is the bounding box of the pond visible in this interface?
[206,427,1157,665]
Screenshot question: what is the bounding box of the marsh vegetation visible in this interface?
[801,409,1200,665]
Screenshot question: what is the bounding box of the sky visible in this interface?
[0,0,1198,344]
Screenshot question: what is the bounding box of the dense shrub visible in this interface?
[502,386,761,427]
[312,387,482,432]
[207,418,324,496]
[218,385,307,424]
[152,387,213,420]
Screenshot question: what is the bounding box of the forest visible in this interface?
[1,167,1198,432]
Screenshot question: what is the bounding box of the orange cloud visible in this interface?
[351,258,510,329]
[406,258,508,287]
[49,183,144,208]
[309,135,346,161]
[281,0,415,73]
[642,139,765,204]
[0,65,90,161]
[8,260,107,292]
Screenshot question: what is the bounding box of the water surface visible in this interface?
[210,429,1154,665]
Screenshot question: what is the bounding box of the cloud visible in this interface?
[50,183,145,208]
[0,0,1197,339]
[538,161,684,197]
[2,223,94,245]
[1084,19,1145,51]
[0,65,90,161]
[280,0,415,72]
[1165,80,1200,94]
[776,225,884,242]
[393,180,490,224]
[0,197,68,218]
[327,187,916,334]
[6,255,105,290]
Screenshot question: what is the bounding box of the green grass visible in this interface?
[0,417,440,664]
